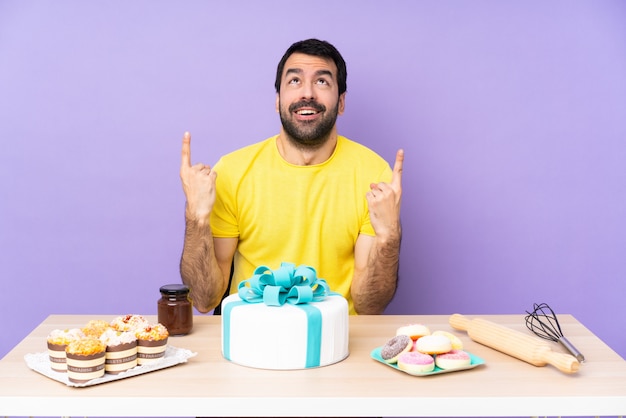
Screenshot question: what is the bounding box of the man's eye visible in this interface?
[316,79,329,85]
[289,78,300,84]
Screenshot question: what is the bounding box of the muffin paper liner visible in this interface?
[47,343,68,372]
[105,341,138,374]
[24,345,196,387]
[66,351,106,383]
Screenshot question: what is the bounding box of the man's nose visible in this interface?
[301,82,316,100]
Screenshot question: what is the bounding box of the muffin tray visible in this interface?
[24,345,197,387]
[370,346,485,376]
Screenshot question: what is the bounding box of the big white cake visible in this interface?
[221,293,349,369]
[220,263,349,370]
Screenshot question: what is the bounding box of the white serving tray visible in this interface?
[24,345,197,387]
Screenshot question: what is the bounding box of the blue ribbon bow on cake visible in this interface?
[238,262,331,306]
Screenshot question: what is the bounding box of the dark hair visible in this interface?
[274,39,347,96]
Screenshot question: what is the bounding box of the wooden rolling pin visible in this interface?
[449,313,579,374]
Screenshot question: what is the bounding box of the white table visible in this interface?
[1,314,625,416]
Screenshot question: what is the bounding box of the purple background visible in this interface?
[1,0,625,362]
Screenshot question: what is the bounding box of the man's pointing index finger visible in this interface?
[392,149,404,186]
[181,131,192,168]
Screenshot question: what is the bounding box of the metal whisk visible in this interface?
[525,302,585,363]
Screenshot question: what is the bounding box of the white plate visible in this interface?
[24,345,197,387]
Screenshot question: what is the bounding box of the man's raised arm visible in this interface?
[179,132,234,312]
[351,149,404,314]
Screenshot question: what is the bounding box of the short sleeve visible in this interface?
[209,158,240,238]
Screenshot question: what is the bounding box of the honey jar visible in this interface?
[157,284,193,335]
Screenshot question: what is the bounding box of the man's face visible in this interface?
[276,53,345,148]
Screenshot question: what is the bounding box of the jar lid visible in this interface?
[160,284,190,295]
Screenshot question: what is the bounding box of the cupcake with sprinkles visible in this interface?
[99,328,138,374]
[65,337,106,383]
[135,323,169,365]
[46,328,85,373]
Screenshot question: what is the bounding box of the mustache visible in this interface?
[288,100,326,113]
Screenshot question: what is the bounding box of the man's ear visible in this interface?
[338,92,346,115]
[275,93,280,113]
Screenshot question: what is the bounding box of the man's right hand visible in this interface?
[180,131,217,223]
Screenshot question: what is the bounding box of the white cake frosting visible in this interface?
[221,293,349,370]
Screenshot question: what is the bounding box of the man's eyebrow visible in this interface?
[285,68,335,79]
[315,69,334,79]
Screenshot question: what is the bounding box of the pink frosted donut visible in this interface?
[381,335,412,364]
[414,335,452,355]
[396,323,431,340]
[397,352,435,374]
[435,349,471,370]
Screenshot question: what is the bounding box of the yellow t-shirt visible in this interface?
[210,135,392,314]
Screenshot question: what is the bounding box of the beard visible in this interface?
[279,99,339,149]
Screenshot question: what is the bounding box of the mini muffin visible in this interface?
[65,337,106,383]
[110,314,149,333]
[46,328,85,372]
[135,323,169,365]
[82,320,112,338]
[99,329,138,374]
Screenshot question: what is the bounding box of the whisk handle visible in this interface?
[558,337,585,363]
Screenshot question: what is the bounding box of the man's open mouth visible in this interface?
[295,109,319,115]
[290,101,325,116]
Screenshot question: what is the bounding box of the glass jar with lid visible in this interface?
[157,284,193,335]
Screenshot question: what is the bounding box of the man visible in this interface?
[180,39,403,315]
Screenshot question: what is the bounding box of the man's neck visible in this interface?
[276,128,338,166]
